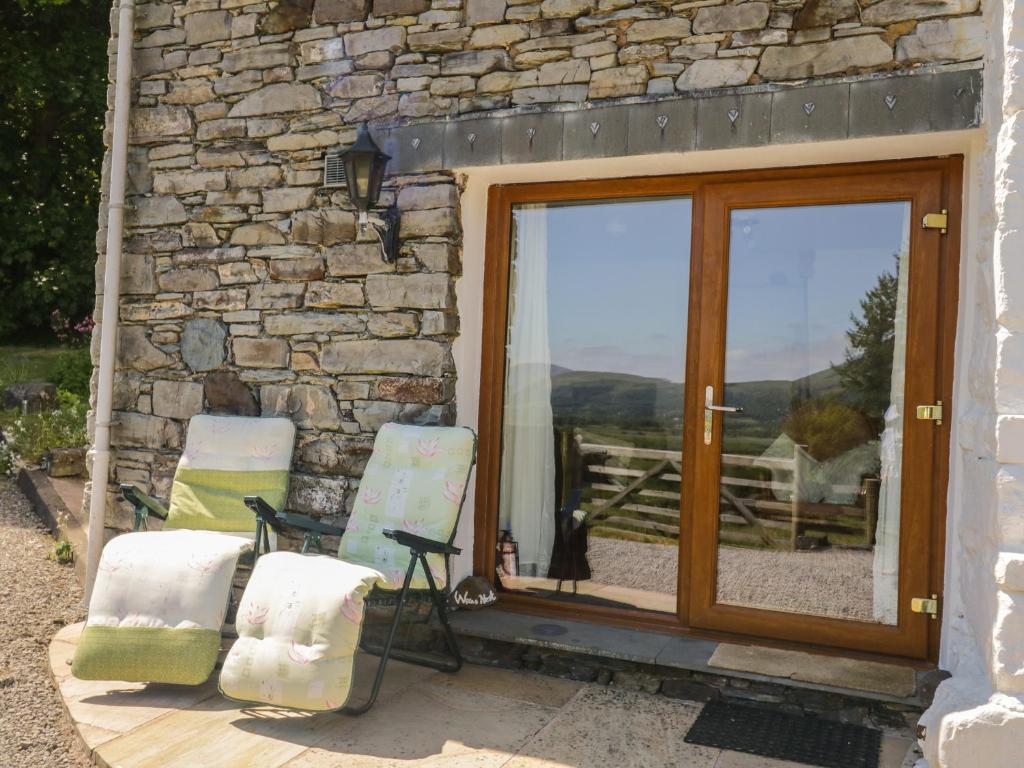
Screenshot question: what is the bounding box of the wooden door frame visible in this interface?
[473,157,962,661]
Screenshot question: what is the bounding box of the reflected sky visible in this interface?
[527,197,910,384]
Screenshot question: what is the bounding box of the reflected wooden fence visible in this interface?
[576,441,878,551]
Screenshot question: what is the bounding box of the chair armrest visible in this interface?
[244,495,348,536]
[243,496,285,533]
[383,528,461,556]
[120,484,168,519]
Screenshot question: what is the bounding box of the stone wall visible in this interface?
[93,0,985,531]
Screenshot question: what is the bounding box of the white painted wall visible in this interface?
[448,129,982,672]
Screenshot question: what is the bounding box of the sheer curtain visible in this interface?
[873,243,910,624]
[498,204,556,577]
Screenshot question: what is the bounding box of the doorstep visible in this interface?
[449,608,942,726]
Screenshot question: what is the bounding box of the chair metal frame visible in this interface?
[239,427,476,716]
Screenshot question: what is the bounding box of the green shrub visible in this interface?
[0,389,88,471]
[51,348,92,396]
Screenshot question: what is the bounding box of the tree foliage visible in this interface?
[0,0,109,341]
[835,262,900,432]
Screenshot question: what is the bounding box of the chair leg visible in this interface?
[419,554,464,673]
[342,555,419,716]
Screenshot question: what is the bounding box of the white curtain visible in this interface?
[873,243,910,624]
[498,204,557,577]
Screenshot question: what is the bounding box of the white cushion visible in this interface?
[220,551,381,711]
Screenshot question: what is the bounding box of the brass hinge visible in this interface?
[911,594,939,620]
[916,401,943,425]
[922,209,949,234]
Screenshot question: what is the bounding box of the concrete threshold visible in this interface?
[450,608,942,711]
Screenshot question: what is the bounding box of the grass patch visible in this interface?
[0,345,91,396]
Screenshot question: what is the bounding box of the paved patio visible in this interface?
[50,623,916,768]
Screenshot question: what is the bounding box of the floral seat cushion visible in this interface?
[337,423,476,590]
[219,552,380,711]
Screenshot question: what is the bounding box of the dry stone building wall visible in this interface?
[94,0,984,531]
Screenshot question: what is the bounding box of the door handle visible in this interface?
[704,385,743,413]
[704,385,743,445]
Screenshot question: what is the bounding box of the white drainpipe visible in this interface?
[86,0,135,600]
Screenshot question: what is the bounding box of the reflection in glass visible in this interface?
[497,197,692,613]
[714,202,910,624]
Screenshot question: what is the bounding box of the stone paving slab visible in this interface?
[51,622,916,768]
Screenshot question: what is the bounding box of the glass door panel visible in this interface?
[714,202,911,623]
[496,196,692,614]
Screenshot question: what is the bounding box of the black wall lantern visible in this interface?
[340,124,400,263]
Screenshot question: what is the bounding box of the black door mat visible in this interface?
[684,701,882,768]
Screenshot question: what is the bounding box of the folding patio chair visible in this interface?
[218,422,477,714]
[71,414,296,686]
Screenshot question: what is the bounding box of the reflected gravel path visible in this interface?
[0,477,88,767]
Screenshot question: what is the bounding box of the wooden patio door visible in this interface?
[685,161,960,659]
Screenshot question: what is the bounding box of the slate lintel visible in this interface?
[377,67,982,173]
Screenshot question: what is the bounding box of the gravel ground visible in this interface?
[588,536,878,621]
[0,477,89,767]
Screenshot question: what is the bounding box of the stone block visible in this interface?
[264,311,364,335]
[326,243,396,275]
[221,44,294,73]
[327,73,384,99]
[408,28,472,53]
[862,0,978,25]
[248,283,306,309]
[231,222,286,246]
[233,337,290,368]
[540,0,592,17]
[157,267,219,293]
[373,0,429,14]
[2,382,56,413]
[287,473,348,515]
[442,49,513,76]
[345,27,407,57]
[228,83,321,118]
[305,280,365,307]
[181,317,228,372]
[297,436,373,476]
[367,312,419,337]
[587,64,648,99]
[469,25,529,49]
[152,380,204,420]
[759,35,893,79]
[501,111,563,163]
[118,326,172,372]
[128,196,187,227]
[375,376,446,403]
[466,0,507,25]
[693,2,769,34]
[261,384,342,430]
[626,98,697,155]
[770,83,850,144]
[204,370,259,416]
[123,252,157,295]
[563,105,628,160]
[626,18,691,42]
[267,257,326,282]
[400,207,460,238]
[896,16,984,63]
[320,339,451,375]
[695,92,771,150]
[313,0,369,23]
[793,0,859,29]
[397,184,459,211]
[290,209,357,245]
[366,273,453,309]
[184,10,232,44]
[677,58,756,90]
[263,187,317,213]
[260,0,314,33]
[112,412,183,450]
